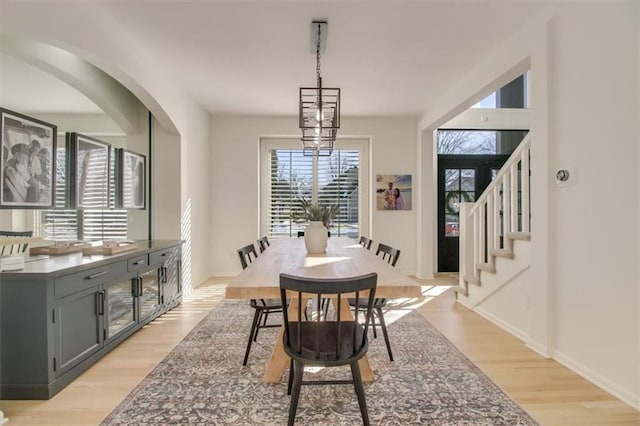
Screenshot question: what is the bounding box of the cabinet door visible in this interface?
[53,286,102,377]
[138,268,161,324]
[161,248,182,308]
[104,274,138,344]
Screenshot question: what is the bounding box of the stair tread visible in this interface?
[463,274,481,285]
[490,248,515,259]
[506,231,531,241]
[476,262,496,273]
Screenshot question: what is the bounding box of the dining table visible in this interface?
[224,237,422,383]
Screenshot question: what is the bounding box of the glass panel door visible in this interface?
[138,268,160,323]
[104,276,137,342]
[437,155,509,272]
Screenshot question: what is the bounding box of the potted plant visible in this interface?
[296,199,339,253]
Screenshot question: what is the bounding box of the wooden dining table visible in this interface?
[224,237,422,383]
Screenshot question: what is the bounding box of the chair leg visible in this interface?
[371,311,378,339]
[287,358,294,395]
[288,360,304,426]
[243,309,262,366]
[254,311,264,342]
[376,307,393,361]
[350,361,370,426]
[262,311,270,327]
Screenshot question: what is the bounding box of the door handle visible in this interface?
[86,271,108,279]
[139,277,143,296]
[97,290,105,315]
[134,259,145,265]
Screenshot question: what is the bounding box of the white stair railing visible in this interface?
[458,134,531,293]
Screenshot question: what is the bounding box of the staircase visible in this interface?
[455,135,531,310]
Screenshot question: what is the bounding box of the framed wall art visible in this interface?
[66,132,111,209]
[116,148,146,210]
[376,174,412,211]
[0,107,57,208]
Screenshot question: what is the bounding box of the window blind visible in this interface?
[266,149,359,238]
[38,145,127,241]
[317,150,359,238]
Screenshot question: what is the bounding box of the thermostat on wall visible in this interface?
[555,167,578,187]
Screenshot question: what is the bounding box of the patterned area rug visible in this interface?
[102,300,538,425]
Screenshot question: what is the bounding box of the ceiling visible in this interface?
[0,1,549,118]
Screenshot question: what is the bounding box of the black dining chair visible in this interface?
[279,272,378,426]
[237,244,284,366]
[257,236,270,253]
[349,243,400,361]
[358,236,372,250]
[0,230,33,256]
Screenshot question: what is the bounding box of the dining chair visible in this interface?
[349,242,400,361]
[0,230,33,256]
[257,236,270,253]
[358,236,372,250]
[237,244,284,366]
[279,272,378,426]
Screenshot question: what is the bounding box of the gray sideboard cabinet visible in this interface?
[0,240,182,400]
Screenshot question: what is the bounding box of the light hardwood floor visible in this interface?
[1,277,638,425]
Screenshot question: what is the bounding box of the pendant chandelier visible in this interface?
[299,20,340,156]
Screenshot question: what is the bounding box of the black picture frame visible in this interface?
[115,148,146,210]
[66,132,111,209]
[0,108,57,209]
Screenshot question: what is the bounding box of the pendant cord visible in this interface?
[316,23,321,88]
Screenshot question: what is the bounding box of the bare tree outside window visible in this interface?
[437,130,497,155]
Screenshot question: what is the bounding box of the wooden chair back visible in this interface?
[279,272,377,365]
[237,244,258,270]
[358,236,372,250]
[376,243,400,267]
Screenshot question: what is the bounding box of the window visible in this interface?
[437,130,528,155]
[261,139,368,239]
[35,143,127,240]
[471,72,529,109]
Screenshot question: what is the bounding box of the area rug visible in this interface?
[102,300,538,425]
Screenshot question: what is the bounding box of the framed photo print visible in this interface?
[0,108,57,208]
[376,174,412,210]
[66,132,111,209]
[116,148,146,210]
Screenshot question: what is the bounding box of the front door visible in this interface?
[437,155,508,272]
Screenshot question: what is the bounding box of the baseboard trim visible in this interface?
[550,349,640,411]
[474,306,529,343]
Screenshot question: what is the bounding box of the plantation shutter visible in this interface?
[83,155,127,239]
[267,150,312,238]
[39,144,127,240]
[317,150,359,238]
[41,145,78,240]
[266,148,359,239]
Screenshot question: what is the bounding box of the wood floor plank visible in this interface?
[1,276,638,425]
[415,281,640,426]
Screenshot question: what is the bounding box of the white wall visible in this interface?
[420,1,639,408]
[209,115,418,276]
[547,2,639,406]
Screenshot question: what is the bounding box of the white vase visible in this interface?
[304,221,328,254]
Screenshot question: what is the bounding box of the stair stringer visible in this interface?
[457,239,531,310]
